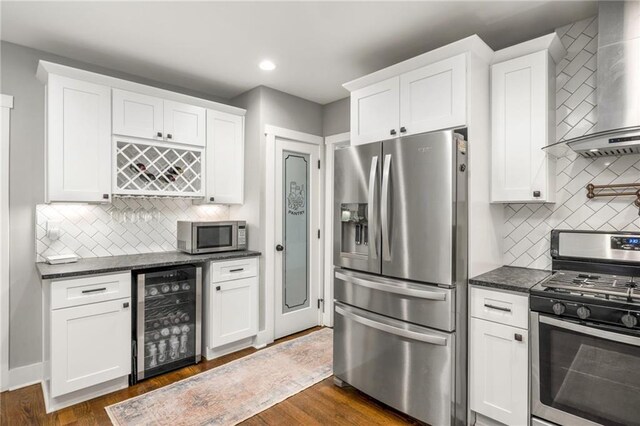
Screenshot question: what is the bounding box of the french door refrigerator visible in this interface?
[333,129,468,426]
[131,265,202,383]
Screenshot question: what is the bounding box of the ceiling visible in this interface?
[1,1,598,105]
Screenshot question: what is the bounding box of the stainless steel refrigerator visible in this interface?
[333,129,468,426]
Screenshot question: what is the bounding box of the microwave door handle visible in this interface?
[539,315,640,346]
[381,154,392,261]
[367,156,378,260]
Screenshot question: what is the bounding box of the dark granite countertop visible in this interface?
[37,250,262,280]
[469,266,552,294]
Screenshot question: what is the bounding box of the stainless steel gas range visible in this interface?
[530,230,640,426]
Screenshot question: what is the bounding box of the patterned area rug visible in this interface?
[106,328,333,426]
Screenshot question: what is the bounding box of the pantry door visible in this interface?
[274,137,322,339]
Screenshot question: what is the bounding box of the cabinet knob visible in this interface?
[400,126,407,133]
[514,333,523,342]
[167,133,173,139]
[533,190,541,198]
[123,302,129,308]
[157,131,163,138]
[276,244,284,252]
[209,197,215,202]
[216,286,221,291]
[390,129,397,136]
[102,194,110,200]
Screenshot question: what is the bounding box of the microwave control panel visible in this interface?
[238,226,247,248]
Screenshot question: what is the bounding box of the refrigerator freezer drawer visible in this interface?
[334,268,455,332]
[334,302,454,425]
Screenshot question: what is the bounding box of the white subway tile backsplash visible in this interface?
[36,198,229,262]
[503,16,640,268]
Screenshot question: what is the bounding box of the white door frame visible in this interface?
[260,125,324,347]
[1,94,14,392]
[322,132,350,327]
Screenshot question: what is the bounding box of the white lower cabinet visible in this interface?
[51,298,131,397]
[204,257,259,358]
[470,286,529,426]
[43,272,131,412]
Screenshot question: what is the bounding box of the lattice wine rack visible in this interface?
[114,140,203,197]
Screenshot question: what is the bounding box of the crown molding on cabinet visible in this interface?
[36,61,246,117]
[492,33,566,65]
[342,34,494,93]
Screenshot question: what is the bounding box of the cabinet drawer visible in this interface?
[210,257,258,283]
[51,272,131,310]
[470,286,528,329]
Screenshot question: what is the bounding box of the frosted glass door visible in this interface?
[282,151,310,313]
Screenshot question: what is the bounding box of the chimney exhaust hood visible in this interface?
[545,1,640,158]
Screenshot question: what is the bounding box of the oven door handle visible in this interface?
[335,304,447,346]
[540,315,640,346]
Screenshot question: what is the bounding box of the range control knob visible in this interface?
[622,313,638,328]
[552,302,566,315]
[577,306,591,320]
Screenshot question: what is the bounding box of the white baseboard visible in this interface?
[9,362,43,390]
[204,336,256,360]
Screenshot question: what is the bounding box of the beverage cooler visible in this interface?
[131,265,202,383]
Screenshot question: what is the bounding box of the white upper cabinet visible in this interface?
[47,75,112,203]
[112,89,206,147]
[491,35,565,203]
[350,77,400,146]
[349,54,467,146]
[205,109,244,204]
[112,89,164,141]
[400,54,466,136]
[164,100,206,147]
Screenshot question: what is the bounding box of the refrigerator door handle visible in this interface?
[367,156,378,259]
[381,154,392,261]
[335,271,447,300]
[335,303,447,346]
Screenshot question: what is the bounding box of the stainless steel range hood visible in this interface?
[545,1,640,158]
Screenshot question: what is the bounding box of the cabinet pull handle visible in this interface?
[216,286,221,291]
[82,287,107,294]
[400,126,407,133]
[209,197,215,202]
[533,190,541,198]
[484,303,511,313]
[123,302,130,308]
[230,268,244,273]
[390,129,397,136]
[157,131,163,138]
[167,133,173,139]
[514,333,523,342]
[102,194,110,200]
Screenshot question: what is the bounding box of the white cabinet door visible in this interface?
[491,50,555,203]
[50,298,131,397]
[400,54,467,135]
[164,100,206,147]
[470,318,528,426]
[205,110,244,204]
[210,277,258,348]
[350,77,400,146]
[112,89,164,141]
[47,75,112,203]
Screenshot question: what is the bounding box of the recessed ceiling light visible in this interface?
[589,148,599,152]
[259,60,276,71]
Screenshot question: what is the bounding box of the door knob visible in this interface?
[276,244,284,251]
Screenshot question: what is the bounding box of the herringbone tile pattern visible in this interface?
[36,198,229,262]
[504,16,640,270]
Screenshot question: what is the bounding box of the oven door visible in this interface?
[531,312,640,426]
[192,222,237,253]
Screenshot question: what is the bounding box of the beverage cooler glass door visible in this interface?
[381,131,455,285]
[136,266,202,381]
[532,313,640,426]
[333,142,381,274]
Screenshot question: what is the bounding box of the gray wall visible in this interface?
[0,41,229,369]
[322,97,350,136]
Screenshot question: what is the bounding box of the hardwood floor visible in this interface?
[0,327,418,425]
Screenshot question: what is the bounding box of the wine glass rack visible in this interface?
[114,139,203,197]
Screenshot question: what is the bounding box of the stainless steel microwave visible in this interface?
[177,221,247,254]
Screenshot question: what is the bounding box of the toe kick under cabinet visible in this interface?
[203,257,259,359]
[42,272,132,413]
[469,286,529,426]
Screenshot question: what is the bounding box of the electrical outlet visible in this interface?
[46,220,62,240]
